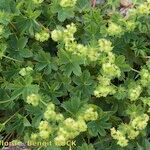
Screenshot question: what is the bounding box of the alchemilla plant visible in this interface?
[0,0,150,149]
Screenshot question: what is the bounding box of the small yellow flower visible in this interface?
[128,85,142,101]
[26,94,40,106]
[107,22,123,36]
[35,30,50,42]
[54,135,66,146]
[60,0,77,8]
[39,130,50,139]
[51,30,62,42]
[98,39,113,53]
[137,3,150,14]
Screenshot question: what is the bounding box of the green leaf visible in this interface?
[23,117,31,127]
[72,70,94,98]
[6,114,25,135]
[34,50,58,75]
[77,143,95,150]
[137,139,150,150]
[7,76,39,100]
[88,113,112,137]
[20,48,33,58]
[0,123,5,132]
[62,97,84,116]
[76,0,91,13]
[57,8,74,22]
[115,55,130,72]
[15,16,40,35]
[58,50,84,76]
[17,37,28,50]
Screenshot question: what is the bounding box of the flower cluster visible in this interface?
[130,114,149,130]
[127,127,139,140]
[137,2,150,15]
[79,106,98,121]
[19,66,33,76]
[54,105,98,146]
[98,39,113,53]
[125,21,136,32]
[65,42,88,58]
[54,118,87,146]
[60,0,77,8]
[94,84,116,97]
[26,93,40,106]
[51,23,76,45]
[102,62,121,78]
[128,84,142,101]
[107,22,123,36]
[44,103,64,122]
[111,127,128,147]
[35,30,50,42]
[31,104,98,146]
[128,1,150,17]
[87,47,100,61]
[94,39,121,98]
[98,40,121,78]
[140,68,150,87]
[141,97,150,112]
[111,113,149,147]
[38,121,52,139]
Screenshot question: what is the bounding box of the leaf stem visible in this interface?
[0,99,13,104]
[4,108,22,125]
[130,67,140,73]
[145,56,150,59]
[40,99,47,106]
[3,55,22,62]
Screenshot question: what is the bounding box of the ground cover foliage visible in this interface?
[0,0,150,149]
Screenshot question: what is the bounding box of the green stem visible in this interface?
[3,55,22,62]
[130,68,140,73]
[145,56,150,59]
[4,108,22,125]
[0,99,13,104]
[40,99,47,106]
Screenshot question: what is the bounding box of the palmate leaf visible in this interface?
[75,0,91,13]
[0,0,19,14]
[54,73,73,92]
[14,15,40,35]
[57,8,75,22]
[58,50,84,77]
[77,143,95,150]
[7,76,39,100]
[62,97,85,116]
[41,80,63,104]
[34,50,58,75]
[5,114,28,135]
[7,35,33,60]
[72,70,94,98]
[25,105,43,127]
[137,139,150,150]
[0,0,17,25]
[88,113,112,137]
[50,0,75,22]
[115,55,130,72]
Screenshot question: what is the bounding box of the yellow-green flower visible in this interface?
[60,0,77,8]
[26,93,40,106]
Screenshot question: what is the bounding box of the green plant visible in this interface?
[0,0,150,149]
